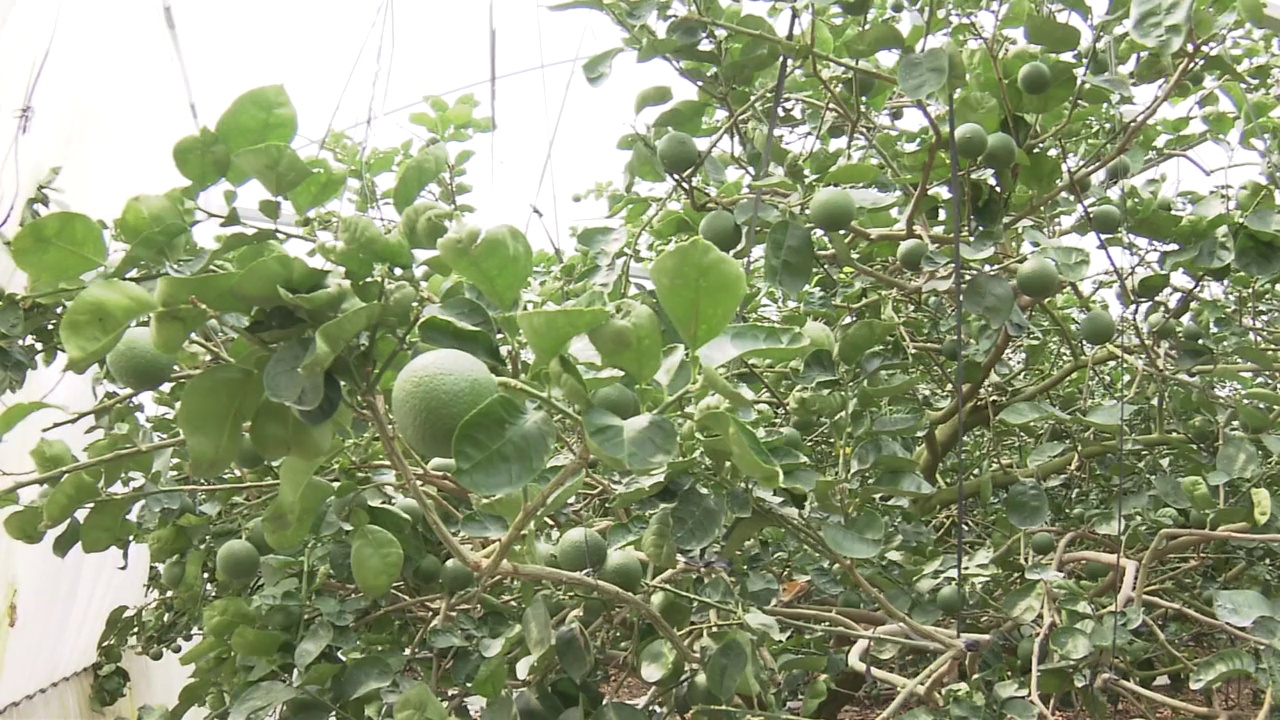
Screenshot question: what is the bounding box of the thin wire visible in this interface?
[744,11,798,256]
[161,0,200,131]
[488,0,497,190]
[945,86,966,641]
[0,0,62,228]
[315,3,390,155]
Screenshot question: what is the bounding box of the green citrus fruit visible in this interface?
[216,539,261,584]
[391,348,498,460]
[1080,309,1117,345]
[1146,312,1176,340]
[427,457,457,473]
[264,605,301,631]
[936,585,964,615]
[1017,61,1052,95]
[801,320,836,353]
[591,383,641,419]
[810,187,856,232]
[1106,155,1132,181]
[953,123,989,160]
[1082,561,1112,580]
[1016,257,1060,299]
[1029,531,1056,555]
[652,590,692,629]
[1182,322,1206,342]
[1189,509,1208,529]
[699,210,742,252]
[247,519,272,555]
[414,553,443,585]
[982,132,1018,169]
[837,590,861,608]
[1072,172,1093,192]
[1187,416,1216,443]
[896,238,928,271]
[1237,404,1273,434]
[556,527,608,572]
[1017,636,1046,667]
[235,435,265,470]
[598,549,644,592]
[940,336,961,362]
[160,558,185,590]
[395,496,425,525]
[657,131,699,174]
[105,327,176,391]
[441,558,475,593]
[1091,204,1123,234]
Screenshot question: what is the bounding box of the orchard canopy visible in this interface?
[4,0,1280,718]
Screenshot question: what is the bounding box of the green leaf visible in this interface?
[1251,487,1271,526]
[232,143,312,196]
[639,638,680,683]
[294,620,332,671]
[822,513,885,559]
[583,48,624,87]
[651,238,747,351]
[264,338,325,410]
[517,307,608,368]
[837,320,896,366]
[1002,583,1045,624]
[60,281,158,374]
[230,626,287,657]
[588,299,664,383]
[1189,649,1258,690]
[554,623,594,682]
[215,85,298,154]
[846,23,904,58]
[634,85,673,114]
[998,401,1062,426]
[697,410,783,485]
[42,472,99,527]
[763,221,814,296]
[1004,481,1049,528]
[177,365,264,477]
[522,596,554,657]
[963,273,1016,329]
[1212,589,1278,627]
[1050,626,1094,661]
[642,508,677,570]
[394,145,448,213]
[116,194,188,256]
[671,488,726,550]
[1216,434,1260,478]
[262,457,333,553]
[4,507,45,544]
[227,681,298,720]
[10,212,106,284]
[584,408,678,472]
[80,498,135,553]
[301,303,382,375]
[173,128,230,189]
[705,635,749,700]
[1023,15,1082,52]
[289,158,346,215]
[395,683,449,720]
[438,225,533,310]
[351,524,405,598]
[453,396,557,495]
[418,314,504,367]
[897,48,949,100]
[1129,0,1193,55]
[824,163,881,184]
[597,704,648,720]
[697,324,809,369]
[0,402,58,443]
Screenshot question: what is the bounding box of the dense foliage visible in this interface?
[3,0,1280,718]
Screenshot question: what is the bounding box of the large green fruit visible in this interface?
[235,435,265,470]
[936,585,964,615]
[810,188,856,232]
[105,327,176,391]
[247,519,272,554]
[1146,312,1176,340]
[652,590,692,629]
[427,457,457,473]
[801,320,836,353]
[588,300,663,383]
[391,348,498,460]
[395,497,425,525]
[982,132,1018,169]
[953,123,988,160]
[1080,309,1116,345]
[216,539,261,584]
[556,527,608,572]
[1029,531,1056,555]
[699,210,742,252]
[591,384,641,419]
[896,238,928,271]
[441,558,475,593]
[1106,155,1132,181]
[1091,204,1123,234]
[598,549,644,592]
[1016,257,1060,299]
[1082,561,1112,580]
[1017,61,1052,95]
[1017,636,1047,668]
[657,131,699,174]
[160,558,185,590]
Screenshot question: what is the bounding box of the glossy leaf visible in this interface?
[59,280,158,374]
[9,212,106,283]
[763,221,814,296]
[233,143,312,196]
[453,396,556,495]
[351,524,405,598]
[517,307,608,367]
[651,238,747,351]
[583,408,678,472]
[262,457,332,553]
[215,85,298,154]
[177,365,264,477]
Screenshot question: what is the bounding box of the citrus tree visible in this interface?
[3,0,1280,717]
